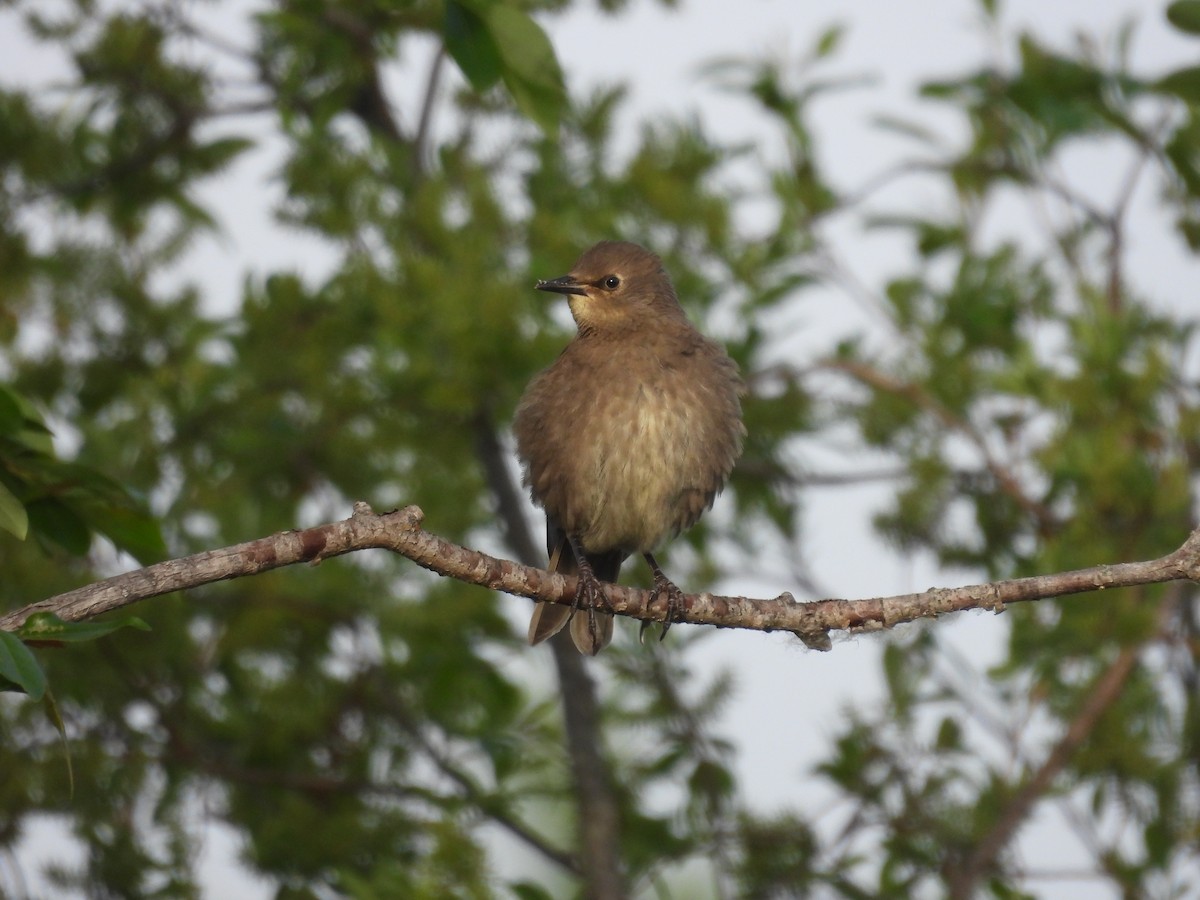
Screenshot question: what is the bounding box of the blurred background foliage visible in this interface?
[1,0,1200,897]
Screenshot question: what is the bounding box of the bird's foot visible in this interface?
[640,553,685,644]
[574,566,611,647]
[561,534,614,654]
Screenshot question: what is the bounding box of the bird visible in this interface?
[513,241,745,654]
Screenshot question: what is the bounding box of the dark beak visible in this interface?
[535,275,587,296]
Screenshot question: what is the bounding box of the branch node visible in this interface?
[982,585,1006,615]
[1169,526,1200,581]
[1091,565,1116,589]
[399,505,425,528]
[798,630,833,651]
[352,500,375,517]
[299,526,331,564]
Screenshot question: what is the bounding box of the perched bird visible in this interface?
[513,241,745,654]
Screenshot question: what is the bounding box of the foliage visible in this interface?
[0,0,1198,898]
[0,374,161,696]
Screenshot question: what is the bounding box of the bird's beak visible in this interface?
[535,275,587,296]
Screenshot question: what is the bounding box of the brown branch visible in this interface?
[4,503,1200,651]
[824,358,1058,532]
[548,635,626,900]
[412,45,447,181]
[949,647,1138,896]
[471,408,627,899]
[320,6,404,143]
[399,718,582,876]
[944,587,1183,898]
[471,409,543,567]
[168,730,576,869]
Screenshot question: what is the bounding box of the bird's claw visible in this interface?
[574,569,610,645]
[640,573,686,644]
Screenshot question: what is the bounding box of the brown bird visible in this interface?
[513,241,745,654]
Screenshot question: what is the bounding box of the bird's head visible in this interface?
[535,241,685,335]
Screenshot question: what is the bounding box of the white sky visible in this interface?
[3,0,1198,897]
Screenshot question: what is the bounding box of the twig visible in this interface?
[824,358,1057,532]
[412,45,447,181]
[401,720,582,875]
[472,408,543,566]
[944,587,1183,898]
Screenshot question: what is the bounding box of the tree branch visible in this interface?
[944,586,1184,898]
[4,503,1200,651]
[412,45,447,181]
[400,718,582,876]
[471,409,627,899]
[824,357,1058,533]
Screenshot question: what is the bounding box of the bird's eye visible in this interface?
[603,275,620,290]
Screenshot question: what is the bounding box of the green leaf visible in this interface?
[87,504,167,563]
[26,497,90,555]
[1167,0,1200,34]
[0,631,46,699]
[43,689,74,797]
[0,480,29,539]
[1155,65,1200,101]
[1177,212,1200,250]
[814,24,844,58]
[1,386,52,452]
[18,611,150,643]
[443,1,565,130]
[444,0,502,92]
[509,882,556,900]
[936,716,963,750]
[0,386,26,435]
[486,4,566,132]
[35,461,166,560]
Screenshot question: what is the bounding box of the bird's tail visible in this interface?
[528,527,620,655]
